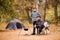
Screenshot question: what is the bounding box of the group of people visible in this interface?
[30,8,49,35]
[6,8,49,35]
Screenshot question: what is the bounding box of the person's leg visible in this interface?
[37,27,39,35]
[45,27,50,34]
[32,27,35,34]
[32,21,37,35]
[39,25,45,34]
[39,27,42,34]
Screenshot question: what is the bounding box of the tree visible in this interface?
[52,0,60,25]
[0,0,17,23]
[44,0,47,21]
[45,0,60,24]
[0,0,14,14]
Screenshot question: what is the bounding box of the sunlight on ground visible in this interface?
[0,22,60,40]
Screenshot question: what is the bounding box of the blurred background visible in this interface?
[0,0,60,30]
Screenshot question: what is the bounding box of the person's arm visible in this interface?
[37,12,41,17]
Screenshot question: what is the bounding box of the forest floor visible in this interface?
[0,24,60,40]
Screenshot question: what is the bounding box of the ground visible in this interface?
[0,24,60,40]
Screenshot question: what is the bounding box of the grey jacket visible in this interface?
[30,11,41,22]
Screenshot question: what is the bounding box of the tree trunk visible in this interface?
[54,0,58,25]
[44,0,47,21]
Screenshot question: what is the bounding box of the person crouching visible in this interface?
[36,16,44,35]
[36,16,50,35]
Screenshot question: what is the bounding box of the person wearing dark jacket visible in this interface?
[36,16,44,34]
[36,16,50,35]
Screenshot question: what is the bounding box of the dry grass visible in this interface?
[0,22,7,30]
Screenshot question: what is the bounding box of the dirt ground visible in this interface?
[0,24,60,40]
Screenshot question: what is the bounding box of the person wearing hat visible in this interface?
[30,7,41,35]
